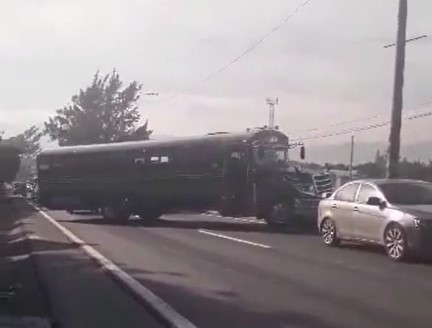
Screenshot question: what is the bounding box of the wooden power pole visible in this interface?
[349,135,355,180]
[387,0,408,178]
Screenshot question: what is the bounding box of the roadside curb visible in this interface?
[1,198,53,328]
[30,203,198,328]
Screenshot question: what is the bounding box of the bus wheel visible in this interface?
[218,194,238,217]
[102,205,130,223]
[264,203,293,230]
[91,208,101,215]
[138,208,162,221]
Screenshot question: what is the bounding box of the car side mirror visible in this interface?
[367,197,386,208]
[300,146,305,160]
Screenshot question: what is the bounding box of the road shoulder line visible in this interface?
[32,205,198,328]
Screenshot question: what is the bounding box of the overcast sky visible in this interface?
[1,0,431,147]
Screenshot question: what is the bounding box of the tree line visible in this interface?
[303,150,432,182]
[1,69,152,180]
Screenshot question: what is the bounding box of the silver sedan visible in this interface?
[318,179,432,261]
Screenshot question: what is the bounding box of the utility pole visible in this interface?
[266,97,278,129]
[349,135,355,180]
[387,0,408,178]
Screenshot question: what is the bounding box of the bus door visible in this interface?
[222,147,249,216]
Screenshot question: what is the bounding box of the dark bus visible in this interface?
[37,128,332,228]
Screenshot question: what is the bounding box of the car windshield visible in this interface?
[379,182,432,205]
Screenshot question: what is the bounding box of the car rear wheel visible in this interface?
[320,218,340,246]
[384,224,409,261]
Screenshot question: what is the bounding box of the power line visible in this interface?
[290,100,432,136]
[291,105,432,141]
[163,0,313,102]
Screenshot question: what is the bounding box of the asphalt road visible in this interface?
[27,205,432,328]
[16,200,163,328]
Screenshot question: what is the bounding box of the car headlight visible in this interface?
[413,218,421,228]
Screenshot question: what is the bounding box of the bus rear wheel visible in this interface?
[138,208,163,221]
[102,205,130,223]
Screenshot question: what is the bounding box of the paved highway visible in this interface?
[23,202,432,328]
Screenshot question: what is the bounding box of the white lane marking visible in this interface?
[204,213,222,218]
[198,229,271,249]
[33,206,198,328]
[2,254,30,263]
[28,233,44,240]
[8,236,27,244]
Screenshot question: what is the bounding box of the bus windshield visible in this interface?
[254,146,288,165]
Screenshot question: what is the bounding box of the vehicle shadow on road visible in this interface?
[62,216,319,236]
[0,198,59,322]
[338,242,385,255]
[135,278,343,328]
[338,242,432,265]
[33,249,345,328]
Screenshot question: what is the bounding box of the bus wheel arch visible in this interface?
[101,196,131,223]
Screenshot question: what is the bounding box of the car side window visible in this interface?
[357,184,381,204]
[334,183,360,202]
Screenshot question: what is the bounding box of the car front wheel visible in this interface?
[320,218,340,246]
[384,224,409,261]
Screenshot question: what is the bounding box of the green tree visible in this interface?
[0,143,21,183]
[1,126,42,181]
[6,126,42,156]
[44,69,152,146]
[355,149,386,178]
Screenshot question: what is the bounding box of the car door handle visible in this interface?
[353,206,359,212]
[331,204,337,209]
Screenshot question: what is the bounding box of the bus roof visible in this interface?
[39,129,289,157]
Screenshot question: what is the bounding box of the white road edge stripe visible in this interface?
[198,229,271,249]
[32,205,198,328]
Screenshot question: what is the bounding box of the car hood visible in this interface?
[393,204,432,220]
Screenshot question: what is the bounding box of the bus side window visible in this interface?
[147,154,171,165]
[161,156,169,163]
[231,151,241,159]
[257,147,265,160]
[134,157,146,165]
[38,157,51,172]
[150,156,160,164]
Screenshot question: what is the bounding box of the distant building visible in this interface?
[328,169,359,189]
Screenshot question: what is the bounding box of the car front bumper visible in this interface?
[406,223,432,258]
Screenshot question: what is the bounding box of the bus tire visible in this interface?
[264,202,294,230]
[138,208,162,221]
[102,204,130,223]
